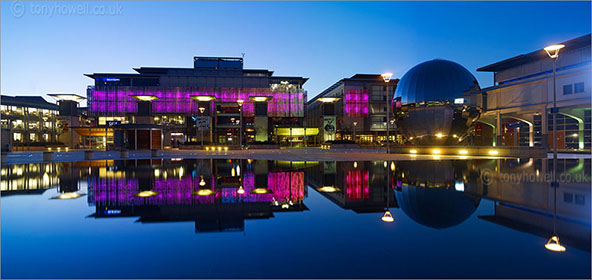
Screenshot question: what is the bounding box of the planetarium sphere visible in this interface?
[392,59,481,145]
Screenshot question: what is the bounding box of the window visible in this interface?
[564,193,573,203]
[563,84,573,95]
[575,194,585,205]
[574,82,585,93]
[371,116,386,130]
[371,86,384,101]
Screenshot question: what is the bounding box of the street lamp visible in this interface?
[199,107,206,147]
[544,44,565,165]
[352,121,358,143]
[381,72,393,153]
[237,99,244,149]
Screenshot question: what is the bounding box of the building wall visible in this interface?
[306,77,397,144]
[474,40,591,150]
[0,104,60,146]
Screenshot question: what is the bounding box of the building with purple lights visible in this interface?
[306,74,399,144]
[84,56,309,149]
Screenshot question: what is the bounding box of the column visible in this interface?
[541,109,548,149]
[496,111,502,146]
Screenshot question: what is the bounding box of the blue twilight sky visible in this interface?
[1,1,590,106]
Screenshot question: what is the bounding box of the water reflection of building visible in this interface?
[306,161,398,213]
[87,159,307,233]
[393,161,482,228]
[473,158,591,251]
[0,161,94,197]
[1,163,60,196]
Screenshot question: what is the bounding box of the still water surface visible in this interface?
[1,158,590,278]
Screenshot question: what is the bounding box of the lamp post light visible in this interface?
[352,121,358,143]
[381,73,393,153]
[199,107,206,147]
[544,44,565,165]
[237,99,244,149]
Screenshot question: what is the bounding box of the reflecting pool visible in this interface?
[2,158,590,278]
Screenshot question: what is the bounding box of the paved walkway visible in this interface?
[2,148,589,165]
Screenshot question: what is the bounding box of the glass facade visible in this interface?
[0,101,60,145]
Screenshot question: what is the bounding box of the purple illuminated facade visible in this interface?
[85,56,308,145]
[306,74,399,144]
[86,159,307,231]
[88,87,305,117]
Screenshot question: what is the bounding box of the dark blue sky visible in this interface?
[1,1,590,105]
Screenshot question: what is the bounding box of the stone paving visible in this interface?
[2,148,589,165]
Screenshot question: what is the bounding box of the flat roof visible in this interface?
[1,95,58,110]
[477,34,591,72]
[308,73,398,104]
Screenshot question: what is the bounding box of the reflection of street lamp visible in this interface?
[546,178,566,252]
[381,73,393,153]
[382,160,394,223]
[237,99,244,149]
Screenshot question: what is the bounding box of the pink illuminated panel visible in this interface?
[344,88,368,117]
[345,170,369,200]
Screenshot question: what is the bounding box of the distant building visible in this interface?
[305,74,399,144]
[470,34,591,151]
[84,56,309,149]
[0,95,60,150]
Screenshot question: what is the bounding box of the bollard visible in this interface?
[151,149,160,157]
[84,150,95,160]
[120,149,129,159]
[43,151,55,162]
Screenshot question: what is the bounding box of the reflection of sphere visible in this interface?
[395,185,480,229]
[394,160,481,229]
[393,59,481,145]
